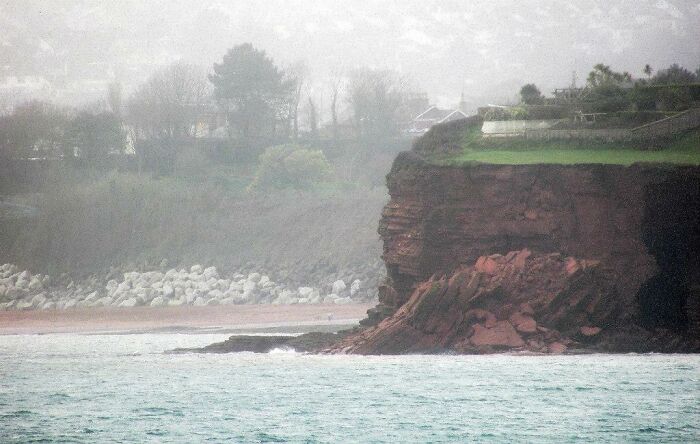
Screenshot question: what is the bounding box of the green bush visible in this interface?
[586,84,631,113]
[249,144,333,190]
[174,145,211,179]
[412,115,483,156]
[657,86,694,111]
[483,107,530,121]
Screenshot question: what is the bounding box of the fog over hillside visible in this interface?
[1,0,698,113]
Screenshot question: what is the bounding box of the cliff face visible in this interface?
[340,153,700,354]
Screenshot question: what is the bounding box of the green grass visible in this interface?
[435,127,700,166]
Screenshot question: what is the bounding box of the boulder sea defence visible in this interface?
[0,263,381,310]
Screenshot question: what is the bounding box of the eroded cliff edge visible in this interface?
[331,153,700,354]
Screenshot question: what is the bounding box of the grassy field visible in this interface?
[435,127,700,166]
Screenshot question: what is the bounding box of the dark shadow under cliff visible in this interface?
[638,176,700,331]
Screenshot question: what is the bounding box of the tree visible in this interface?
[307,98,318,140]
[65,110,125,165]
[651,64,697,85]
[347,68,405,139]
[285,61,307,140]
[209,43,292,139]
[128,62,209,141]
[328,70,345,141]
[0,101,67,159]
[519,84,544,105]
[586,64,633,112]
[108,82,123,118]
[587,63,632,88]
[643,64,653,79]
[127,62,209,174]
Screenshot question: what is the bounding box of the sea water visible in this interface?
[0,333,698,443]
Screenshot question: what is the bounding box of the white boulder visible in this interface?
[332,280,346,294]
[350,279,362,297]
[208,289,224,299]
[323,294,339,304]
[17,300,33,310]
[243,280,257,293]
[93,296,113,307]
[118,298,138,308]
[30,293,47,308]
[168,297,186,307]
[203,266,218,279]
[84,291,100,303]
[15,277,28,290]
[115,281,131,294]
[308,291,321,304]
[298,287,314,298]
[28,276,43,291]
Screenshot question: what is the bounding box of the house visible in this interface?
[406,106,469,135]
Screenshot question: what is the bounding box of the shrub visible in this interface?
[412,115,483,156]
[657,86,694,111]
[174,145,211,179]
[249,144,333,190]
[483,107,530,121]
[586,83,631,112]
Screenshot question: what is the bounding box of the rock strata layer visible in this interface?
[329,250,699,353]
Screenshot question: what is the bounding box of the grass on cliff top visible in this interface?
[434,127,700,166]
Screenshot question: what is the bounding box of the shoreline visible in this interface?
[0,303,372,335]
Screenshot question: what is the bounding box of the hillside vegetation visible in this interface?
[0,163,389,283]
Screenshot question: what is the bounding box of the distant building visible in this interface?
[406,106,469,135]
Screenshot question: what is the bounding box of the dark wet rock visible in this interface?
[168,331,351,354]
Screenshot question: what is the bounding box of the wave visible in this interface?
[267,347,300,355]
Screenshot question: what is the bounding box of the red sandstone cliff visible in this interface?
[334,152,700,354]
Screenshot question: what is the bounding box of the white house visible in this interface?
[406,106,469,135]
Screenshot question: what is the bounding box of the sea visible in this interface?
[0,333,698,443]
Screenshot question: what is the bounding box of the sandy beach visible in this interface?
[0,303,373,335]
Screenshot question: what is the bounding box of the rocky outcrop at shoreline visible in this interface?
[169,332,349,354]
[328,250,700,354]
[0,262,383,311]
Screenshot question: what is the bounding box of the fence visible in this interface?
[482,108,700,142]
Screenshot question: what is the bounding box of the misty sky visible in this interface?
[1,0,699,113]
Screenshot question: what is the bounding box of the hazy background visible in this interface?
[2,0,699,114]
